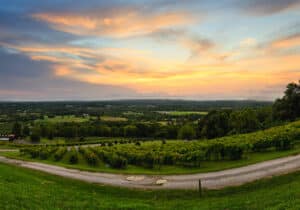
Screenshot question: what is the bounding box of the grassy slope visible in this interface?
[0,162,299,210]
[100,116,128,122]
[3,144,300,175]
[35,115,89,123]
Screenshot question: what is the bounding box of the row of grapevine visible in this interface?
[20,121,300,169]
[20,147,58,159]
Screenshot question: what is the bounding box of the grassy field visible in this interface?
[36,115,89,123]
[158,111,208,116]
[4,144,300,175]
[0,162,299,209]
[123,111,143,116]
[100,116,128,122]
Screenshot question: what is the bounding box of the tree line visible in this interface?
[11,80,300,142]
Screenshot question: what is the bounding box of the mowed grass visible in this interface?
[36,115,89,123]
[4,143,300,175]
[158,111,208,116]
[0,162,300,210]
[100,116,128,122]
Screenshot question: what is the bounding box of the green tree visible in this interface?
[12,121,22,137]
[178,124,196,140]
[123,125,137,137]
[229,109,260,134]
[198,110,231,139]
[22,125,30,136]
[30,132,40,143]
[273,81,300,121]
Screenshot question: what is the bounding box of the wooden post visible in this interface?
[198,179,202,197]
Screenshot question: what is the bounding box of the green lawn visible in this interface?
[3,144,300,175]
[0,162,299,209]
[100,116,128,122]
[158,111,208,116]
[36,115,89,123]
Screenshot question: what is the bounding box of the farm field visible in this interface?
[2,0,300,208]
[0,162,300,209]
[100,116,128,122]
[4,144,300,175]
[7,120,300,175]
[158,111,208,116]
[35,115,90,123]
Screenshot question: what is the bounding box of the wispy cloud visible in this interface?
[1,0,300,100]
[32,8,194,38]
[240,0,300,15]
[149,28,224,61]
[269,33,300,49]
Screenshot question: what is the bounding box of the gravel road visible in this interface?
[0,154,300,190]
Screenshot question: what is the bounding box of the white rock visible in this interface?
[156,179,167,185]
[126,176,145,181]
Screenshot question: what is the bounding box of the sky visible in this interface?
[0,0,300,101]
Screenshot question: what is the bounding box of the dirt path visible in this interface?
[0,149,18,152]
[1,154,300,190]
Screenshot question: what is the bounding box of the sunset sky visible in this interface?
[0,0,300,100]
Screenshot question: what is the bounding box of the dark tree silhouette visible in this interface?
[273,80,300,121]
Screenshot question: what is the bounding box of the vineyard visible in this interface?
[20,121,300,170]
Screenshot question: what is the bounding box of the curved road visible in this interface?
[0,154,300,190]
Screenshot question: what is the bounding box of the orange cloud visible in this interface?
[54,65,74,76]
[271,34,300,49]
[32,10,194,37]
[4,35,300,99]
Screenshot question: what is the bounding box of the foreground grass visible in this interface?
[3,144,300,175]
[0,162,299,210]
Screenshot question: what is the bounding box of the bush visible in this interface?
[86,152,98,166]
[224,145,244,160]
[27,148,40,158]
[109,154,127,169]
[39,149,50,160]
[143,152,155,169]
[273,134,293,151]
[54,147,67,161]
[252,138,272,152]
[69,148,78,164]
[30,133,40,143]
[79,147,98,166]
[177,124,196,140]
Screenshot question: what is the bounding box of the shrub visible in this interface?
[224,145,244,160]
[69,148,78,164]
[109,154,127,169]
[54,147,67,161]
[30,133,40,143]
[39,149,50,160]
[86,152,98,166]
[178,124,196,140]
[25,148,40,158]
[252,138,272,152]
[273,134,293,151]
[79,147,98,166]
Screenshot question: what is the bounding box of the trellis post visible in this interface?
[198,179,202,197]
